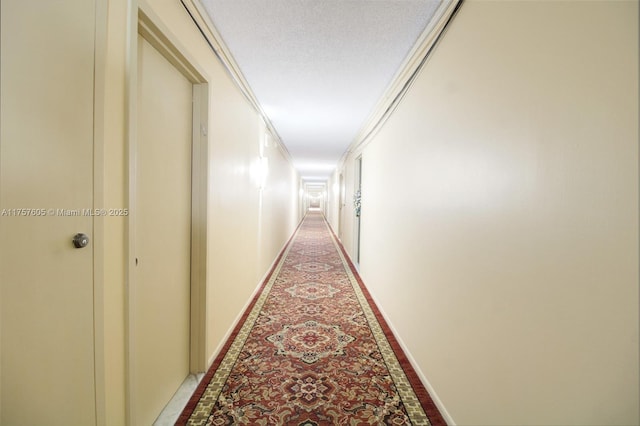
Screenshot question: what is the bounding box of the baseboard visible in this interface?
[323,217,456,425]
[358,271,457,426]
[207,273,264,367]
[207,220,304,368]
[206,248,286,367]
[204,222,456,424]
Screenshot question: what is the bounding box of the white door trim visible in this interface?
[353,155,363,266]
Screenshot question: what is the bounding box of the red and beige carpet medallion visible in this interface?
[178,212,445,426]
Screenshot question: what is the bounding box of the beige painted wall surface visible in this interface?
[134,0,299,408]
[259,132,301,273]
[95,0,299,423]
[3,0,298,423]
[154,0,295,354]
[339,1,639,425]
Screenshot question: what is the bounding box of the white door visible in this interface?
[134,35,193,425]
[0,1,97,424]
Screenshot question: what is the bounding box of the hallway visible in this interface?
[1,1,638,425]
[176,211,444,424]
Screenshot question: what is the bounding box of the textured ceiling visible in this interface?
[201,0,442,182]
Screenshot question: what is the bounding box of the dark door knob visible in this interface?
[72,233,89,248]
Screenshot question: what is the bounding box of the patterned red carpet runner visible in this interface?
[178,212,445,425]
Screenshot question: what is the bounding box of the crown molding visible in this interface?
[180,0,295,165]
[338,0,464,169]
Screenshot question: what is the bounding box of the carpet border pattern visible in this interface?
[327,229,428,424]
[177,214,446,425]
[181,232,297,424]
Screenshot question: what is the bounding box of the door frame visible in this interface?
[125,4,209,424]
[94,1,108,424]
[338,173,344,239]
[353,156,363,265]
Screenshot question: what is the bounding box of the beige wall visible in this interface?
[98,0,299,424]
[259,131,300,273]
[336,1,639,424]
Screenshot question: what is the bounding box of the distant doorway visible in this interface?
[338,173,344,238]
[303,182,328,215]
[354,156,363,265]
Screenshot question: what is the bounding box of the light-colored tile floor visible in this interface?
[153,373,204,426]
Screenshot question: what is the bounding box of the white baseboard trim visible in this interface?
[359,273,457,426]
[206,229,299,368]
[203,226,455,425]
[206,277,259,367]
[207,259,280,367]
